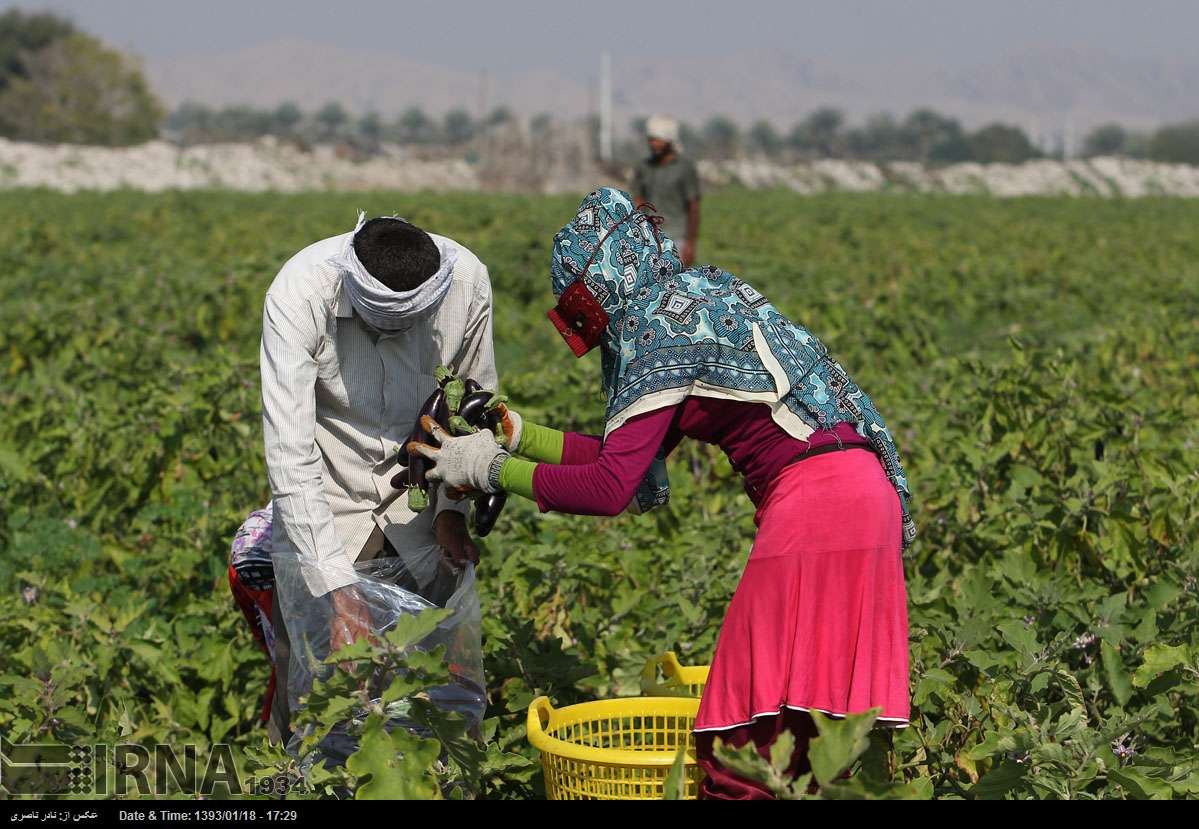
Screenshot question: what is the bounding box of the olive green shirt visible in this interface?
[630,155,701,244]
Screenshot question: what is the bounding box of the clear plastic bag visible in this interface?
[271,541,485,767]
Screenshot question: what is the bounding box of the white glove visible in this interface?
[411,418,508,494]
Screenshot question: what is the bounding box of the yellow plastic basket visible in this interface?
[527,695,704,800]
[639,652,710,698]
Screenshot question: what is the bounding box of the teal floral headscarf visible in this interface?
[549,187,915,545]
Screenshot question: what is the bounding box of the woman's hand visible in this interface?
[410,416,508,493]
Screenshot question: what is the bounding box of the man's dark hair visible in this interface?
[353,217,441,292]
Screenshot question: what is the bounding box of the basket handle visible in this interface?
[527,695,554,736]
[640,651,682,691]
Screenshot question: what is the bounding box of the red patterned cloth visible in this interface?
[227,564,276,722]
[227,504,277,723]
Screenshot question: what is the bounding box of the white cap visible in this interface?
[645,114,680,146]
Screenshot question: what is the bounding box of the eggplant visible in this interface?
[456,390,493,429]
[405,369,511,532]
[471,405,508,536]
[473,492,506,537]
[390,418,420,488]
[397,387,446,510]
[432,388,451,431]
[483,404,506,444]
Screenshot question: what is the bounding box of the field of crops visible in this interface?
[1,189,1197,799]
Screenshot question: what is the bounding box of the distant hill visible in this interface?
[146,38,1199,138]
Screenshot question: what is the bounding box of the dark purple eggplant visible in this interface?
[389,464,410,490]
[473,492,506,537]
[456,390,494,429]
[389,418,420,487]
[464,378,483,395]
[397,387,446,510]
[432,390,451,431]
[470,405,508,536]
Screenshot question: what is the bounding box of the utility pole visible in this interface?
[599,51,613,163]
[479,69,491,160]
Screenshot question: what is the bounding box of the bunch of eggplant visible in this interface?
[391,366,509,537]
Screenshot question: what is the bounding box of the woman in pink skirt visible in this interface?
[415,187,915,799]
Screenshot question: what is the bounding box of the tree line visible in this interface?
[4,10,1199,167]
[657,109,1043,164]
[165,102,1199,167]
[164,101,520,150]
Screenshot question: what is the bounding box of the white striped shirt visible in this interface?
[260,231,497,597]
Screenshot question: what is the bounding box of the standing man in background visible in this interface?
[630,114,702,267]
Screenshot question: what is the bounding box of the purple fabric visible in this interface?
[533,398,868,515]
[561,431,603,465]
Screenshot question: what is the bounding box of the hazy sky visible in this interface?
[9,0,1199,74]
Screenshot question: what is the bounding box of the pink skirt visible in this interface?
[693,448,911,732]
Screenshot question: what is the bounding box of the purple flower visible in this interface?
[1111,734,1137,763]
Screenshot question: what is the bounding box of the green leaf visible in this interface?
[347,714,441,800]
[820,774,933,800]
[325,637,374,665]
[997,620,1038,658]
[1132,644,1190,688]
[1143,580,1181,610]
[403,646,452,681]
[676,595,702,624]
[1108,768,1174,800]
[663,746,688,800]
[1132,610,1158,644]
[1101,640,1133,705]
[963,649,1007,671]
[384,608,453,652]
[808,710,877,788]
[711,739,773,782]
[0,674,43,696]
[970,761,1028,799]
[381,673,434,704]
[769,729,796,772]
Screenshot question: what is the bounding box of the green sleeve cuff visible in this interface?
[498,457,538,502]
[517,421,564,464]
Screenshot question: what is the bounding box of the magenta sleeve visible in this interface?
[533,406,677,516]
[561,432,604,465]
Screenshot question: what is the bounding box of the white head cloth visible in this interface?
[331,211,458,331]
[645,114,681,147]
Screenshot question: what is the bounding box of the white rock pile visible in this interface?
[0,138,478,193]
[699,157,1199,197]
[5,136,1199,197]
